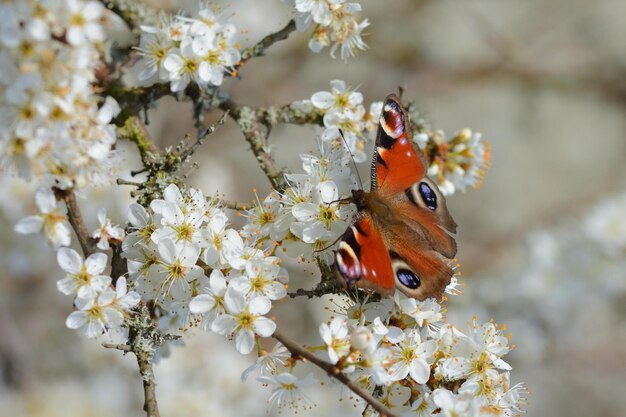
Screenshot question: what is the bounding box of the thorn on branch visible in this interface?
[117,178,142,186]
[103,343,132,352]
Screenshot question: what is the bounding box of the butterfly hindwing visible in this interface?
[335,213,395,296]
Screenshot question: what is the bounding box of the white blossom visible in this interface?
[257,372,317,413]
[14,187,71,248]
[56,248,111,299]
[319,316,351,364]
[92,208,125,250]
[211,289,276,355]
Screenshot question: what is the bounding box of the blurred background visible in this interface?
[2,0,626,416]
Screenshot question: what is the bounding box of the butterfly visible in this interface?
[335,94,457,300]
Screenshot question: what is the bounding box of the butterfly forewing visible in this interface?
[371,95,427,195]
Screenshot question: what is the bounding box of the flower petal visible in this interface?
[57,247,83,274]
[252,316,276,337]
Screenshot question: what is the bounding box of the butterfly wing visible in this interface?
[371,94,427,195]
[336,94,458,300]
[335,213,395,296]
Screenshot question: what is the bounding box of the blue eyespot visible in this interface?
[397,269,420,289]
[419,182,437,210]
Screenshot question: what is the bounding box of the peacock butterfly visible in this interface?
[335,94,457,300]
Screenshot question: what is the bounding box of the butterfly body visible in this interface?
[335,95,457,300]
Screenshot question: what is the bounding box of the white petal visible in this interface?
[291,203,318,220]
[211,314,236,336]
[252,316,276,337]
[311,91,335,109]
[157,239,178,264]
[235,328,255,354]
[163,184,183,203]
[97,97,120,124]
[163,52,183,72]
[116,276,128,297]
[14,216,43,234]
[224,289,245,314]
[409,359,431,384]
[209,269,227,294]
[189,294,216,314]
[56,277,77,295]
[85,252,108,275]
[66,311,87,329]
[330,79,346,92]
[57,247,83,273]
[249,296,271,316]
[35,187,57,213]
[179,243,201,266]
[119,292,141,310]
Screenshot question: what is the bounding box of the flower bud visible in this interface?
[350,326,375,354]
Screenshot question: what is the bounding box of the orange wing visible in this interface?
[371,94,427,196]
[385,222,455,300]
[335,213,395,296]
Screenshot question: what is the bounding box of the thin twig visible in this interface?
[288,278,344,298]
[219,98,287,191]
[55,188,96,257]
[272,329,399,417]
[236,19,297,72]
[102,343,132,352]
[179,110,229,162]
[117,178,142,186]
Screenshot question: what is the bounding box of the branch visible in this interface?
[289,260,344,298]
[236,20,297,72]
[55,188,96,257]
[136,346,160,417]
[117,115,160,164]
[179,110,229,162]
[102,343,132,352]
[219,98,287,191]
[272,330,399,417]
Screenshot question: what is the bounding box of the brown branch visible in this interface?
[54,188,96,257]
[102,343,132,352]
[117,116,160,164]
[136,349,160,417]
[272,329,399,417]
[236,20,297,72]
[179,111,229,162]
[219,98,287,191]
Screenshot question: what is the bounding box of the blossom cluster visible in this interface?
[121,184,287,354]
[292,79,382,163]
[241,138,356,264]
[58,248,140,342]
[135,5,240,92]
[414,128,491,196]
[0,0,122,188]
[249,293,526,415]
[290,0,370,61]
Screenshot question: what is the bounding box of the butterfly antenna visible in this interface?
[338,129,363,191]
